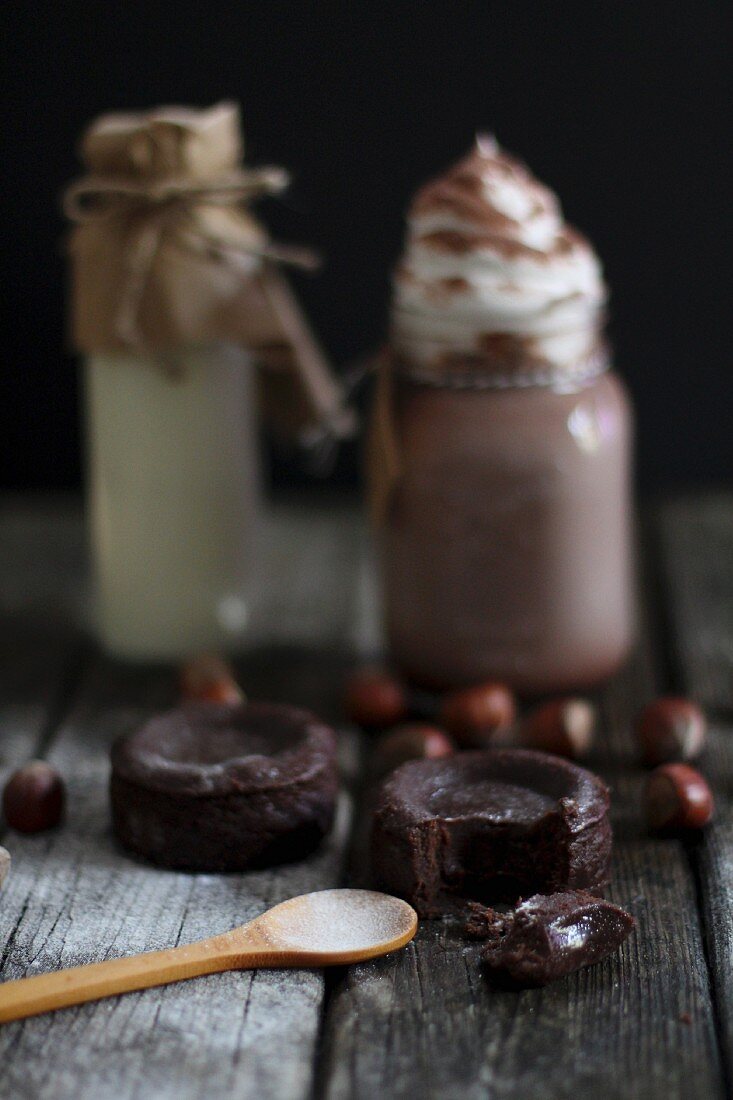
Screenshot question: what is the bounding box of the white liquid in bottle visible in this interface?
[83,344,259,660]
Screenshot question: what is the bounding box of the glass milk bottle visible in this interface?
[83,345,259,659]
[66,102,349,660]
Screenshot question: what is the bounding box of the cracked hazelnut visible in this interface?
[636,697,706,766]
[344,669,408,728]
[180,654,245,705]
[373,724,455,778]
[518,698,596,759]
[440,682,515,748]
[644,763,714,832]
[2,761,65,833]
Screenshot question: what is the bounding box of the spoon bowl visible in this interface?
[245,889,418,964]
[0,889,418,1023]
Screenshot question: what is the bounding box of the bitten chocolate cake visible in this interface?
[111,702,338,871]
[370,749,611,917]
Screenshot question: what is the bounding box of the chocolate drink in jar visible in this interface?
[369,136,634,693]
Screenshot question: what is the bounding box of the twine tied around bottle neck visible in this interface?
[63,103,357,451]
[62,167,319,350]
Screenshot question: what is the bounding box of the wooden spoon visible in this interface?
[0,889,417,1024]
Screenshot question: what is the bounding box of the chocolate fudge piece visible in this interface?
[111,702,338,871]
[371,749,611,917]
[466,890,635,987]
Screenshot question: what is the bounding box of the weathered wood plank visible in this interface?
[0,497,88,783]
[251,497,380,654]
[0,655,354,1100]
[0,493,377,654]
[0,616,86,787]
[653,494,733,713]
[2,495,730,1100]
[655,494,733,1080]
[320,577,724,1099]
[0,498,369,1100]
[0,496,87,623]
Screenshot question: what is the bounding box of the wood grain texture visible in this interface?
[655,494,733,1082]
[0,495,84,604]
[319,587,725,1099]
[654,494,733,713]
[1,495,731,1100]
[0,497,88,791]
[0,498,366,1100]
[250,497,380,655]
[0,656,358,1100]
[0,617,85,788]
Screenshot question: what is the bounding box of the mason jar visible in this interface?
[372,352,634,694]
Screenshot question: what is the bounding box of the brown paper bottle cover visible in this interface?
[64,101,355,444]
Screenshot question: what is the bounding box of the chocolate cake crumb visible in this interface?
[467,890,635,988]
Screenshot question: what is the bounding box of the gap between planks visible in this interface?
[316,516,727,1100]
[0,650,361,1100]
[652,494,733,1090]
[0,497,371,1100]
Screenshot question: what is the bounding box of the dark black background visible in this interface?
[2,2,730,494]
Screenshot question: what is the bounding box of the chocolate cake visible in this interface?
[465,890,635,987]
[110,702,338,871]
[370,749,611,917]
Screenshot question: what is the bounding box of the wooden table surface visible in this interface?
[0,493,730,1100]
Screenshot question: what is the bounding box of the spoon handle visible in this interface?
[0,932,265,1023]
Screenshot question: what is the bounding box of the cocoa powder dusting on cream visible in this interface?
[392,135,607,376]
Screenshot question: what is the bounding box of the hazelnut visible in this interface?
[644,763,714,833]
[440,682,515,748]
[636,697,706,766]
[180,654,245,705]
[518,698,596,759]
[373,723,455,778]
[0,845,10,888]
[344,668,408,728]
[2,761,65,833]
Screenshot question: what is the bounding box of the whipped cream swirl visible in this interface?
[392,136,607,375]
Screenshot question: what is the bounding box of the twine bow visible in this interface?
[62,167,319,348]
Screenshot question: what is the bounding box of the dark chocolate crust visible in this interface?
[466,890,635,987]
[110,703,338,871]
[371,749,611,917]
